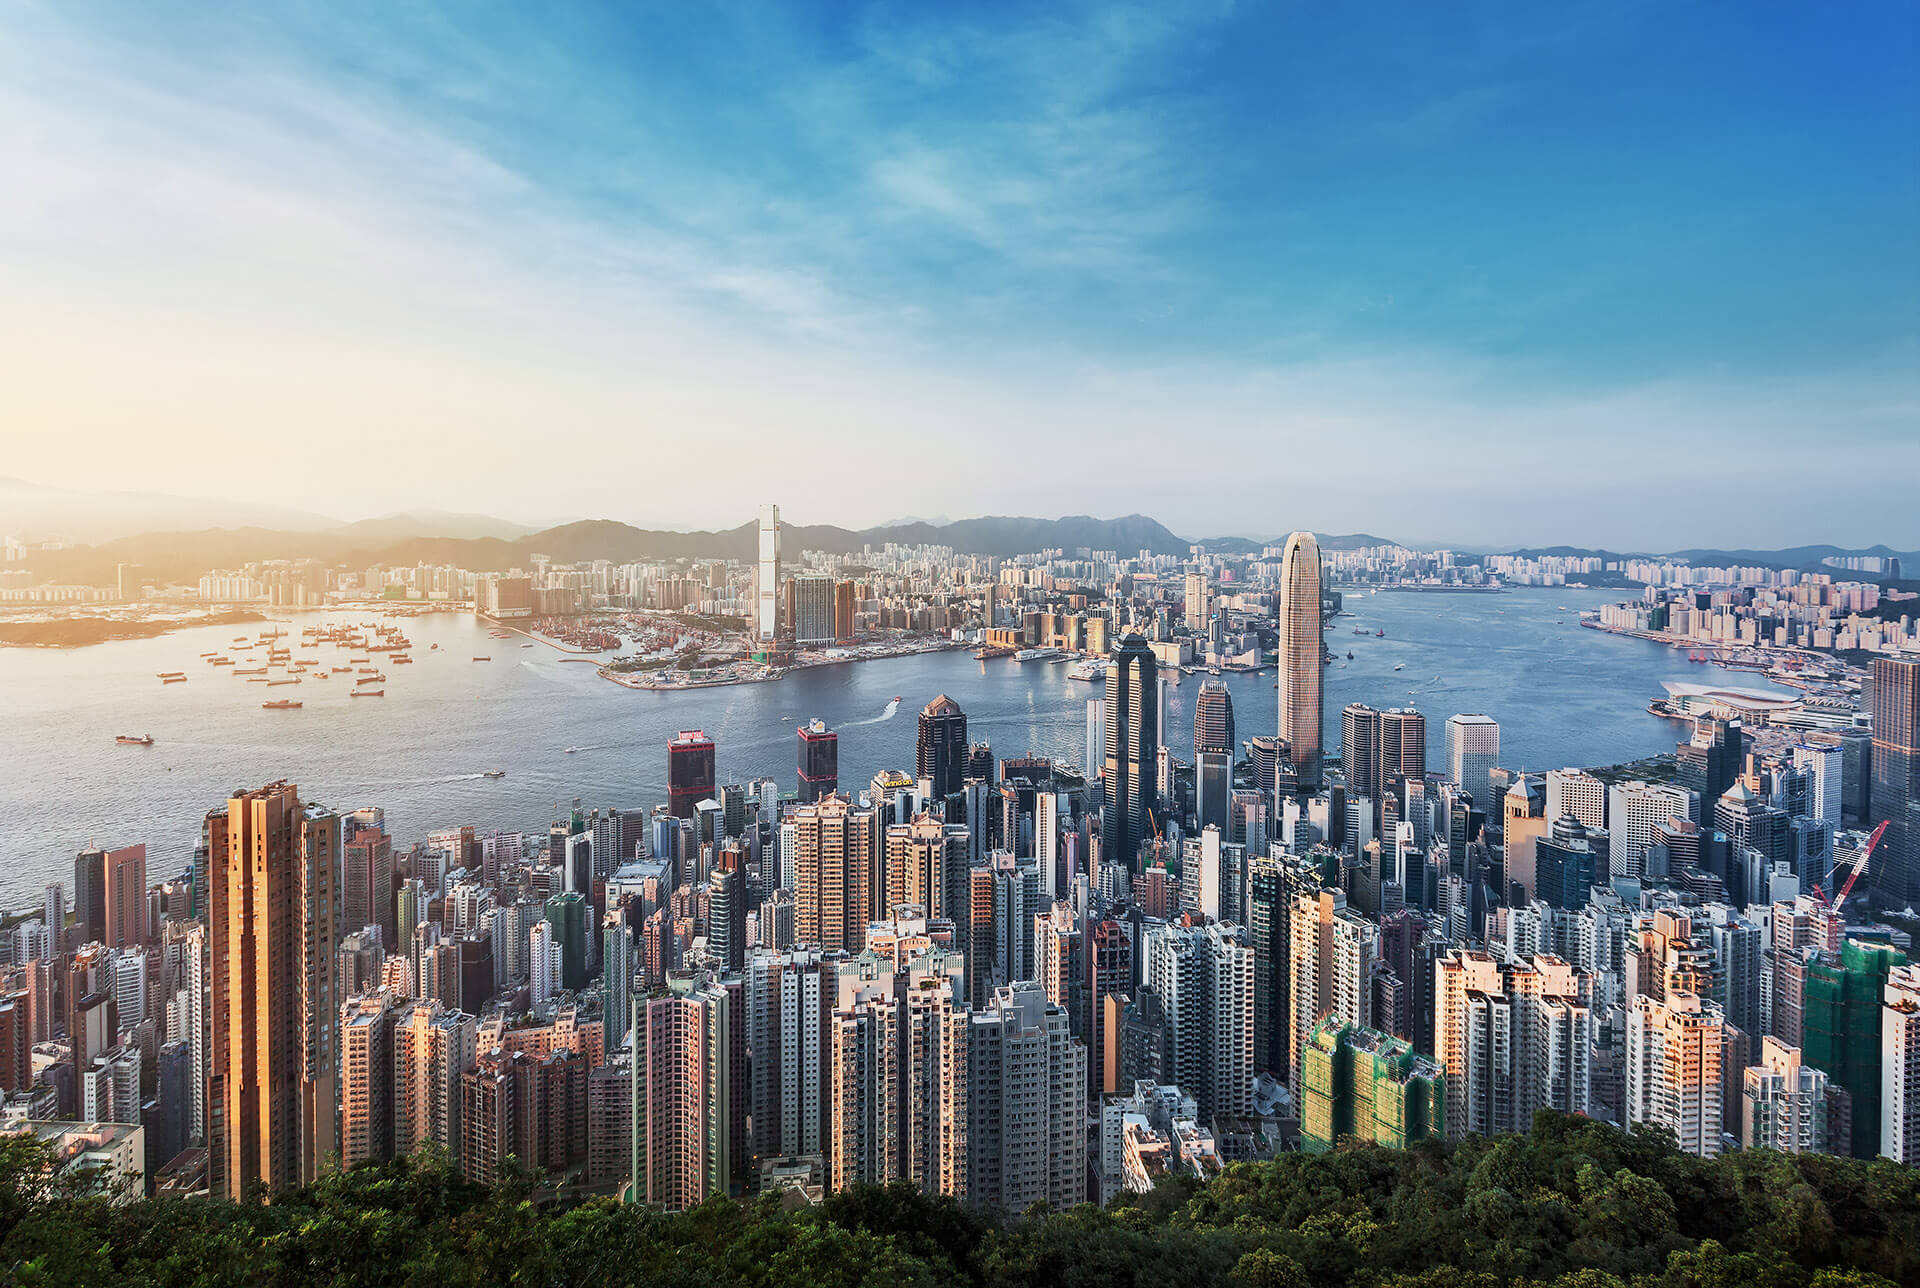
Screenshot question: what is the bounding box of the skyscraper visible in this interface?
[797,719,838,804]
[1626,991,1726,1157]
[1103,634,1159,871]
[341,824,394,949]
[668,730,716,819]
[756,503,780,643]
[631,971,746,1210]
[1277,531,1323,790]
[1145,920,1255,1119]
[916,696,968,800]
[208,782,339,1199]
[1193,679,1235,838]
[790,573,836,646]
[1870,658,1920,904]
[1435,950,1592,1140]
[1883,963,1920,1163]
[73,843,147,950]
[963,981,1087,1210]
[792,794,876,954]
[1447,715,1500,818]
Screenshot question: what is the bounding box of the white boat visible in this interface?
[1066,659,1109,682]
[1013,647,1062,662]
[1393,662,1405,671]
[565,746,580,754]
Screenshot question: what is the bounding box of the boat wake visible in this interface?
[840,697,903,728]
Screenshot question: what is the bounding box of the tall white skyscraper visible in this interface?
[1278,532,1324,790]
[756,503,780,642]
[1446,714,1501,817]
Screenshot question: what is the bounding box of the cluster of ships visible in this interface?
[125,620,424,741]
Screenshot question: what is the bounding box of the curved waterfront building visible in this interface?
[1278,531,1324,791]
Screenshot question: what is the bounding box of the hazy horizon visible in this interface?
[3,3,1915,549]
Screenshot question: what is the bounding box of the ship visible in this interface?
[1394,662,1405,671]
[565,746,581,754]
[351,689,385,697]
[483,769,506,778]
[116,734,154,746]
[1375,629,1385,637]
[1066,658,1109,682]
[156,671,186,680]
[1346,651,1354,660]
[268,678,301,686]
[472,656,492,662]
[1014,647,1062,662]
[262,700,303,710]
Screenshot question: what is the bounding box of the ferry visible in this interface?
[1066,658,1109,682]
[262,700,302,710]
[351,689,385,698]
[116,734,155,746]
[1014,647,1062,663]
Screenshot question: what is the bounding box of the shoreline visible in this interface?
[599,638,968,691]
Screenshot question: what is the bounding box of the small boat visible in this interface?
[1375,629,1385,637]
[1346,651,1354,660]
[262,700,302,710]
[521,643,533,648]
[351,689,385,697]
[565,746,580,754]
[1393,663,1405,671]
[430,643,439,650]
[483,769,506,779]
[116,734,154,746]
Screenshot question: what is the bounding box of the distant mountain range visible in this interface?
[9,486,1916,588]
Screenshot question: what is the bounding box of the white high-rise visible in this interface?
[1792,743,1844,827]
[1447,714,1501,817]
[1742,1036,1831,1154]
[1627,990,1726,1157]
[1436,950,1592,1139]
[1278,532,1323,790]
[1546,767,1607,830]
[1607,781,1695,880]
[1882,963,1920,1163]
[756,503,781,642]
[1146,920,1254,1119]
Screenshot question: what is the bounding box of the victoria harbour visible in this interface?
[0,586,1707,906]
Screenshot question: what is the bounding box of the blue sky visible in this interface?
[2,1,1915,548]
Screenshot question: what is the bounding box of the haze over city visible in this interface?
[3,2,1916,548]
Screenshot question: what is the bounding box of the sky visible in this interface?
[1,1,1916,550]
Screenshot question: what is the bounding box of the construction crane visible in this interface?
[1820,819,1889,918]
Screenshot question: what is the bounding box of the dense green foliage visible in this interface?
[4,1113,1914,1288]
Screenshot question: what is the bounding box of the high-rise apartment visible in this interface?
[1626,990,1726,1156]
[208,782,339,1199]
[631,971,747,1211]
[1277,531,1323,790]
[1435,950,1592,1140]
[1145,919,1255,1119]
[1883,963,1920,1163]
[73,843,147,950]
[792,794,877,953]
[962,981,1086,1211]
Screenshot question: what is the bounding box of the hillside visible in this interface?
[0,1112,1912,1287]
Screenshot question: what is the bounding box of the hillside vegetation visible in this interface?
[3,1113,1913,1288]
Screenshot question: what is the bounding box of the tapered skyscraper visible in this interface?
[1103,634,1159,870]
[1278,531,1323,791]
